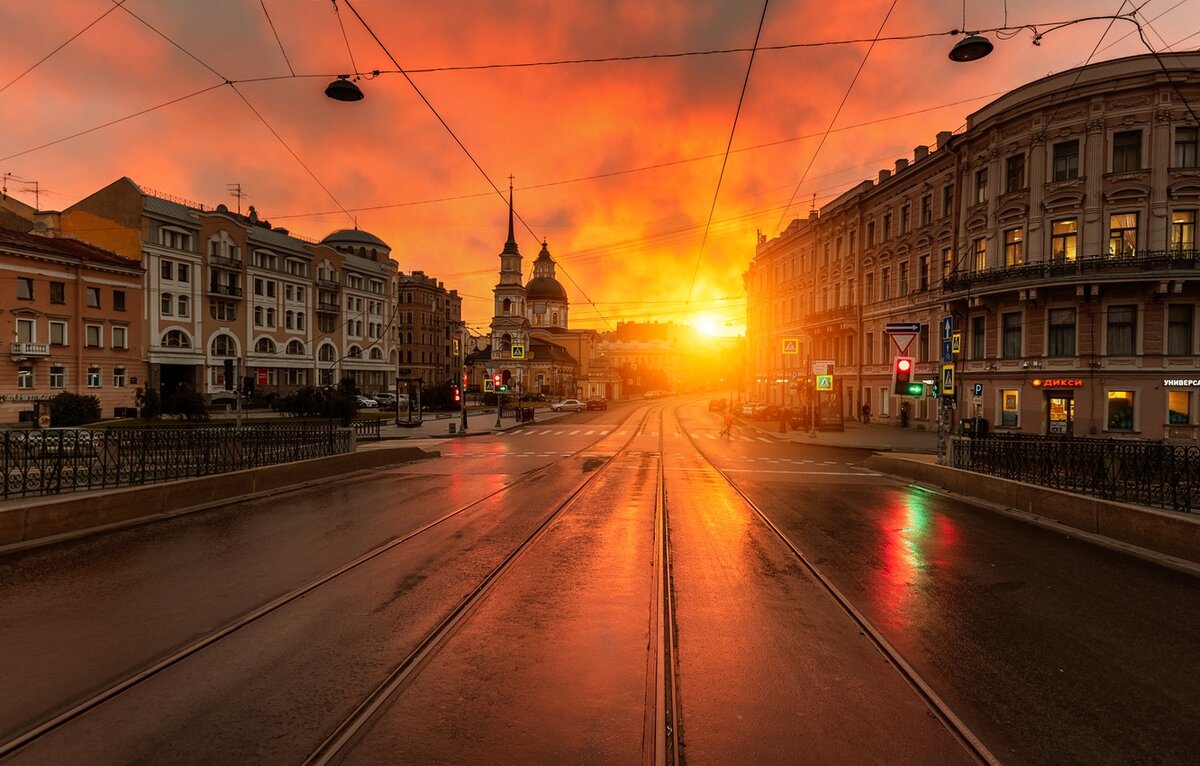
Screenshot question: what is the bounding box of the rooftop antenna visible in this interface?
[809,193,818,219]
[227,183,247,216]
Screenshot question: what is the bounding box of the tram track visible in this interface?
[673,403,999,766]
[0,405,682,765]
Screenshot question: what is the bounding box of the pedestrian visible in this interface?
[900,401,910,428]
[721,411,734,437]
[861,402,871,424]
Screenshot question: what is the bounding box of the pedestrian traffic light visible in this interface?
[893,356,920,396]
[453,386,461,403]
[492,373,502,388]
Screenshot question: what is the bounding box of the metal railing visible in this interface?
[352,418,381,440]
[1,423,352,500]
[952,433,1200,513]
[943,248,1200,292]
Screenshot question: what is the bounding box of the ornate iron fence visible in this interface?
[952,433,1200,513]
[1,423,352,500]
[352,418,381,440]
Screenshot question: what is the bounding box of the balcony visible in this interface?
[209,254,242,270]
[11,342,50,358]
[317,278,341,292]
[942,249,1200,294]
[316,300,341,314]
[209,283,244,298]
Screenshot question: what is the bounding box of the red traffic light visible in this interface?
[492,373,502,386]
[896,358,912,373]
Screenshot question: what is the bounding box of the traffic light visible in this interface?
[453,386,461,403]
[893,356,921,396]
[492,373,502,390]
[242,376,255,396]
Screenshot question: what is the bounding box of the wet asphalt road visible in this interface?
[0,398,1197,764]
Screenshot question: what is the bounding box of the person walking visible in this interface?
[720,411,734,438]
[861,401,871,424]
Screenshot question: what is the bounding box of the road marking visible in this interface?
[570,430,581,435]
[717,469,879,476]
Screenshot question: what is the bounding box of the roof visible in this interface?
[526,276,567,301]
[321,228,390,251]
[531,339,578,365]
[0,227,142,270]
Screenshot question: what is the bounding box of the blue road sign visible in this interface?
[942,339,953,363]
[941,315,953,340]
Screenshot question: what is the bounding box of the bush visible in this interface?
[49,392,101,427]
[167,387,210,422]
[136,387,161,419]
[275,385,358,424]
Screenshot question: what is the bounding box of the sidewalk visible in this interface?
[376,406,566,440]
[737,416,940,454]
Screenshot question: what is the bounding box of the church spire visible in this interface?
[502,175,519,256]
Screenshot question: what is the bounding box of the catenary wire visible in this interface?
[0,0,129,95]
[260,0,296,77]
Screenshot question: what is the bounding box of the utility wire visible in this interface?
[683,0,769,321]
[260,0,296,77]
[772,0,899,237]
[0,0,129,95]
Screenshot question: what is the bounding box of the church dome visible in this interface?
[526,276,567,301]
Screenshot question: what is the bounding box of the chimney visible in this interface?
[878,169,891,183]
[895,158,909,173]
[914,145,929,161]
[936,131,954,150]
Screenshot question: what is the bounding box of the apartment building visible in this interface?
[747,52,1200,441]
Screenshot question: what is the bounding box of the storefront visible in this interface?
[1031,378,1083,436]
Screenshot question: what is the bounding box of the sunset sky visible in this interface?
[2,1,1196,338]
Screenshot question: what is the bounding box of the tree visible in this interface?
[48,392,101,427]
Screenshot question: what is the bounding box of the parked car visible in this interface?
[708,398,726,412]
[551,399,586,412]
[372,392,397,408]
[356,395,378,408]
[758,404,784,421]
[586,397,608,410]
[740,402,759,416]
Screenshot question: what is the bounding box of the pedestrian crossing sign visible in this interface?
[941,364,955,396]
[815,374,833,391]
[483,379,495,392]
[782,338,799,355]
[511,344,525,359]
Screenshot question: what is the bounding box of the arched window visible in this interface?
[502,298,512,314]
[406,331,413,344]
[266,308,276,327]
[369,347,383,360]
[162,329,191,348]
[255,337,277,353]
[210,334,236,357]
[348,345,363,359]
[286,340,305,355]
[318,344,337,363]
[161,293,173,316]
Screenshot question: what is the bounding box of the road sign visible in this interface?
[941,315,954,340]
[511,344,525,359]
[941,364,956,395]
[973,382,983,397]
[891,333,917,354]
[885,322,922,334]
[483,380,495,392]
[815,374,833,391]
[952,333,961,354]
[812,359,834,375]
[942,339,953,363]
[782,338,799,355]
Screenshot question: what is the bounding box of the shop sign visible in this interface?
[1163,379,1200,387]
[0,393,54,403]
[1031,378,1083,388]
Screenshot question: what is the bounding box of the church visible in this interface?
[475,186,620,402]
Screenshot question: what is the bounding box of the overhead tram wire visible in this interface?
[0,0,130,95]
[341,0,614,331]
[110,2,358,226]
[683,0,769,326]
[259,0,297,77]
[771,0,899,238]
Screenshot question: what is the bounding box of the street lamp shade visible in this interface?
[948,34,994,62]
[325,75,364,102]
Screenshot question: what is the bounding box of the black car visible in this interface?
[708,398,727,412]
[586,397,608,410]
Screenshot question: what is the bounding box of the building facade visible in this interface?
[1,229,145,422]
[747,52,1200,441]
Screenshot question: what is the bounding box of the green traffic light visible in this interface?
[904,383,924,396]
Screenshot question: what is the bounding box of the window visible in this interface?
[898,262,909,295]
[113,290,126,311]
[161,261,174,280]
[17,366,33,389]
[1106,390,1135,431]
[161,293,173,316]
[1053,140,1079,181]
[1004,228,1024,267]
[1005,154,1025,193]
[177,295,189,317]
[900,205,910,234]
[1170,211,1195,253]
[50,281,65,304]
[113,367,126,388]
[1051,219,1078,262]
[112,326,128,350]
[286,340,305,355]
[882,214,891,241]
[1175,126,1198,168]
[942,247,953,278]
[85,324,102,348]
[50,321,67,346]
[50,365,65,388]
[1112,130,1142,173]
[210,300,237,321]
[16,318,34,343]
[266,281,276,298]
[971,316,986,360]
[162,329,191,348]
[974,168,988,205]
[86,287,100,308]
[918,254,928,292]
[211,334,236,357]
[920,195,932,226]
[1000,389,1019,428]
[1108,213,1138,257]
[1167,304,1194,355]
[942,184,954,218]
[866,221,875,246]
[1001,312,1022,358]
[1107,305,1137,356]
[865,333,874,365]
[864,272,874,303]
[972,237,987,271]
[254,306,264,326]
[255,337,277,353]
[177,263,190,283]
[17,277,33,300]
[1168,390,1191,425]
[881,267,890,300]
[1048,308,1076,357]
[87,366,102,388]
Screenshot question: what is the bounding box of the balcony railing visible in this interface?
[209,283,244,298]
[208,254,242,270]
[317,278,341,291]
[942,249,1200,293]
[10,342,50,357]
[316,300,341,313]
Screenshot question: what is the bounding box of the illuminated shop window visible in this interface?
[1106,390,1135,431]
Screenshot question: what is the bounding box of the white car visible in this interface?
[355,395,378,408]
[551,399,586,412]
